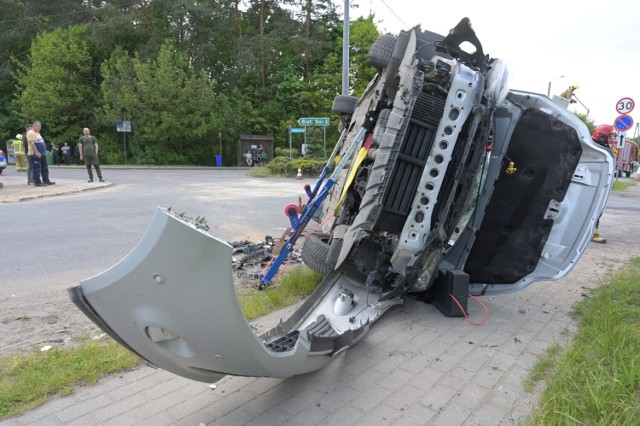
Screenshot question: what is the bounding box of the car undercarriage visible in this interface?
[69,18,614,384]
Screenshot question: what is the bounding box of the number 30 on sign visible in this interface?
[616,97,635,115]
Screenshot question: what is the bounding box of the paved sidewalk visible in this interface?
[2,259,603,426]
[0,172,111,203]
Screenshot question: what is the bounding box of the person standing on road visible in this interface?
[27,121,55,187]
[61,143,71,165]
[51,143,59,166]
[78,128,104,183]
[23,124,34,184]
[12,134,27,172]
[73,144,80,165]
[591,124,616,244]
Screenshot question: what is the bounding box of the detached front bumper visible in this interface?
[69,207,399,383]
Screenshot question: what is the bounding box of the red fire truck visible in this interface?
[610,137,638,177]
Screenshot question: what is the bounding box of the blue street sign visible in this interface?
[614,114,634,132]
[297,117,330,126]
[290,127,305,133]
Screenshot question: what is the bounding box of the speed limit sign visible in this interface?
[616,97,635,114]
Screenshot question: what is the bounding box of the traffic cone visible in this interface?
[296,168,302,179]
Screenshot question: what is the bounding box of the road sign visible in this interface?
[297,117,330,126]
[616,97,635,114]
[290,127,305,133]
[614,114,634,132]
[116,120,131,132]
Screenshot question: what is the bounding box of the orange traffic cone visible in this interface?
[296,168,302,179]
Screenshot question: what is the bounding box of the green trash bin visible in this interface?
[46,150,52,165]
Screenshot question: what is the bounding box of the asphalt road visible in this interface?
[0,167,315,295]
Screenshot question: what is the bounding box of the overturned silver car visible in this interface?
[69,18,614,384]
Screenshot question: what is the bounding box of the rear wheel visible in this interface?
[331,95,359,115]
[301,233,335,276]
[368,34,397,71]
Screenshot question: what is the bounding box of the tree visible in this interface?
[100,44,219,165]
[575,112,595,136]
[16,25,99,144]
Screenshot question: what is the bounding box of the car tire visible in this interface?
[368,34,397,71]
[301,233,335,276]
[0,168,3,175]
[331,95,359,115]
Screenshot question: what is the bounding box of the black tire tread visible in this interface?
[301,233,335,276]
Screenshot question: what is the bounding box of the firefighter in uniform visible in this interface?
[12,134,27,172]
[591,124,617,243]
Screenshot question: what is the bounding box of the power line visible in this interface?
[378,0,409,31]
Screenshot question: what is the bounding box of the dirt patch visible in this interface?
[0,233,303,356]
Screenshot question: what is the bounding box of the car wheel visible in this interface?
[301,233,335,276]
[368,34,397,71]
[0,168,3,175]
[331,95,359,115]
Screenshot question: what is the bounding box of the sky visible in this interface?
[349,0,640,135]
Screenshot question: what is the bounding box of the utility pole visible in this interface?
[342,0,349,96]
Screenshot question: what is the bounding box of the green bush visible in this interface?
[274,147,300,159]
[266,156,327,178]
[291,158,326,177]
[266,156,293,176]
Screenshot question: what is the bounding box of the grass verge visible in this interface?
[0,265,322,420]
[0,337,139,419]
[612,180,637,191]
[526,257,640,425]
[239,265,323,320]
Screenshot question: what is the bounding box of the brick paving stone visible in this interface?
[166,390,221,421]
[347,367,385,391]
[139,373,192,400]
[91,394,149,423]
[137,411,180,426]
[245,406,291,425]
[471,365,505,389]
[215,376,258,395]
[356,403,403,425]
[5,394,76,425]
[371,353,405,375]
[227,393,273,417]
[315,382,355,411]
[406,367,445,392]
[393,403,438,426]
[99,411,138,426]
[128,391,186,421]
[419,382,461,412]
[207,409,254,426]
[284,403,331,426]
[465,403,508,426]
[241,377,286,397]
[430,402,473,426]
[376,368,414,392]
[453,382,491,411]
[350,385,393,412]
[320,404,364,426]
[51,395,112,423]
[382,384,426,411]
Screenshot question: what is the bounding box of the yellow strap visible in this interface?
[334,147,369,213]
